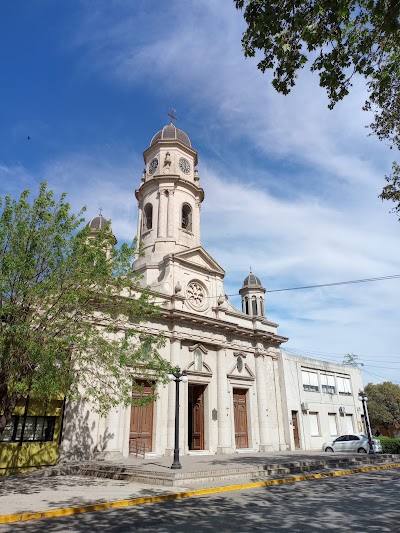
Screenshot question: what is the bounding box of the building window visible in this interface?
[143,203,153,231]
[0,416,56,443]
[245,297,249,315]
[337,376,352,395]
[309,412,320,436]
[301,370,319,392]
[194,349,202,371]
[321,373,336,394]
[252,297,257,315]
[181,203,192,231]
[328,413,338,436]
[259,298,264,316]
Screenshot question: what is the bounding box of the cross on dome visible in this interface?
[168,108,177,124]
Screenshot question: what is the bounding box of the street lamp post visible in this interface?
[358,391,375,454]
[168,369,189,470]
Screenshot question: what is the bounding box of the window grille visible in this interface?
[1,416,56,443]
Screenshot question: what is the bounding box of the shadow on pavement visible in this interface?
[2,471,400,533]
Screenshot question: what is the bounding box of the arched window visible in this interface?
[245,297,249,315]
[143,203,153,231]
[259,298,264,317]
[181,203,192,231]
[252,296,257,316]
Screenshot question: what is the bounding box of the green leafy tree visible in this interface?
[364,381,400,430]
[0,183,171,437]
[234,0,400,215]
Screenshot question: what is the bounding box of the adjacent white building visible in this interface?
[61,121,364,460]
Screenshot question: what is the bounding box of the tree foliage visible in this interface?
[0,183,171,437]
[364,381,400,429]
[235,0,400,216]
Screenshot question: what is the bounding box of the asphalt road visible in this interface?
[2,469,400,532]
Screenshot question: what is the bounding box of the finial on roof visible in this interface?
[99,207,103,216]
[168,108,177,124]
[250,266,252,273]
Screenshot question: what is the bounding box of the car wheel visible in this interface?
[357,447,367,453]
[325,447,334,452]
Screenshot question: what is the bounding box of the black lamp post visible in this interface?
[168,369,188,470]
[358,391,375,454]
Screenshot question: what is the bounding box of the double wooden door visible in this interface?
[129,381,154,454]
[188,384,205,450]
[233,388,248,448]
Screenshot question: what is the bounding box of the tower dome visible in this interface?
[242,273,264,289]
[87,214,110,231]
[239,271,266,318]
[150,123,191,148]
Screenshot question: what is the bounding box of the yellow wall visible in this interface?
[0,399,63,476]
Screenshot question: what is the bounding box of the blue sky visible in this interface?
[1,0,400,385]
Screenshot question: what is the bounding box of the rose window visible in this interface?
[187,282,205,307]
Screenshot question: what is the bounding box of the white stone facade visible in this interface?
[60,123,364,460]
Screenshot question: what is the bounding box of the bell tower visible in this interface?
[239,271,267,318]
[133,117,204,274]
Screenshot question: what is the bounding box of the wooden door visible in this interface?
[188,384,205,450]
[233,388,248,448]
[129,381,154,454]
[291,411,300,449]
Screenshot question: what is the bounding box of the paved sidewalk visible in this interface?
[1,451,399,520]
[0,474,187,516]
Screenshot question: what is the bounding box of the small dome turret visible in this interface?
[87,214,110,231]
[239,270,266,318]
[242,273,264,289]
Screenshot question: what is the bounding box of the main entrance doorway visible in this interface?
[129,380,154,455]
[291,410,300,449]
[188,384,206,450]
[233,388,249,448]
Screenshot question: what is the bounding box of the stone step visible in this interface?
[43,454,400,487]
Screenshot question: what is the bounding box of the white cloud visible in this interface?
[3,0,399,383]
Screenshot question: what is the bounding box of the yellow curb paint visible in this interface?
[1,462,400,525]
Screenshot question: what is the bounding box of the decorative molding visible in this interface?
[227,362,255,381]
[189,343,208,354]
[233,351,247,359]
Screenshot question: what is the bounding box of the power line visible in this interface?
[283,346,400,362]
[264,274,400,293]
[221,273,400,298]
[282,348,400,370]
[362,368,400,385]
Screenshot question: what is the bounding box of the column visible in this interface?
[104,405,122,459]
[273,358,288,450]
[167,189,174,238]
[194,201,201,245]
[136,203,142,244]
[167,337,180,454]
[255,354,269,451]
[217,346,232,453]
[157,190,167,238]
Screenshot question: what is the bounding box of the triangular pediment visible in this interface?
[227,359,256,382]
[173,247,225,276]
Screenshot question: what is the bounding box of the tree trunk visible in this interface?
[0,393,19,437]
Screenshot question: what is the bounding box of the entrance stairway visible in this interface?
[42,454,400,487]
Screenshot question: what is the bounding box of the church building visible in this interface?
[61,121,364,460]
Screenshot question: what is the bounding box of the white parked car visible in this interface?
[323,433,382,453]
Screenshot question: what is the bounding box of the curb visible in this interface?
[1,462,400,525]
